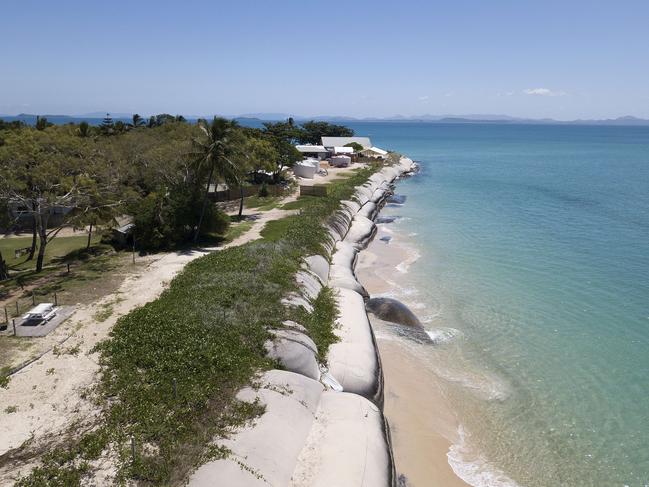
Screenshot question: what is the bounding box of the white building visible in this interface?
[332,146,354,155]
[321,136,372,150]
[295,145,329,160]
[360,146,389,159]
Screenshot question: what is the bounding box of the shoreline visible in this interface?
[356,179,471,487]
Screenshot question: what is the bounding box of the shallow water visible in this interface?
[349,122,649,487]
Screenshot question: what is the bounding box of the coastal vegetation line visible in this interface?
[1,115,386,483]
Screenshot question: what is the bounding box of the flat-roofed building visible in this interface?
[321,136,372,150]
[295,145,329,160]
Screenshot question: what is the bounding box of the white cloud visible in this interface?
[523,88,567,97]
[418,95,429,101]
[444,91,454,98]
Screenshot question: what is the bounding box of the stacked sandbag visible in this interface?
[265,324,320,381]
[326,287,383,404]
[189,370,394,487]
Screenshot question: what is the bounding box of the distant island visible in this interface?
[2,113,649,126]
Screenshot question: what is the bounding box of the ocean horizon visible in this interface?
[348,122,649,486]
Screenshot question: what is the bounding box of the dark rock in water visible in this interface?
[366,297,421,328]
[376,216,397,224]
[387,194,407,204]
[367,297,433,344]
[379,236,392,243]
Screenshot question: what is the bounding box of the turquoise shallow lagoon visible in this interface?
[348,122,649,486]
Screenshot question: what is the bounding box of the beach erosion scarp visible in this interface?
[189,157,417,487]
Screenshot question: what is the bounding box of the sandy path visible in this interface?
[0,200,298,477]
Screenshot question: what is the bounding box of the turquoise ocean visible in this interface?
[346,122,649,487]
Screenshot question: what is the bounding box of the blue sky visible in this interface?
[1,0,648,120]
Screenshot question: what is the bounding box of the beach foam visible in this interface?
[425,327,462,344]
[447,426,522,487]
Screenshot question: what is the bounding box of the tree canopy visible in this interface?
[0,115,356,267]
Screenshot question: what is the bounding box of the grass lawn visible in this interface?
[243,195,283,211]
[281,196,318,211]
[0,234,101,271]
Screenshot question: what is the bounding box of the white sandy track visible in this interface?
[0,201,298,482]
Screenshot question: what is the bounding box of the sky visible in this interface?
[1,0,648,120]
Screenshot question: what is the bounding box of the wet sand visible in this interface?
[357,230,470,487]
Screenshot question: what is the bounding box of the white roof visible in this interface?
[334,146,354,154]
[362,146,388,156]
[321,136,372,149]
[296,145,328,153]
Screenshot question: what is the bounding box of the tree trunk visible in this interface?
[27,213,37,261]
[194,164,215,243]
[87,221,93,249]
[0,250,8,281]
[238,185,244,218]
[35,211,48,273]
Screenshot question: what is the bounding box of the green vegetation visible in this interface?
[0,116,352,276]
[281,196,318,211]
[93,303,115,323]
[224,220,254,242]
[297,286,339,359]
[299,121,354,145]
[4,113,371,485]
[14,161,381,486]
[344,141,364,152]
[244,195,283,211]
[0,366,11,388]
[0,234,102,270]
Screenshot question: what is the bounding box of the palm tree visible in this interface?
[129,113,145,129]
[190,117,243,242]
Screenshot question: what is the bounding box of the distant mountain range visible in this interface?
[2,113,649,126]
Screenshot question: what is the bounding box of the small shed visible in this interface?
[111,223,135,248]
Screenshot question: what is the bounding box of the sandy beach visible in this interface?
[357,220,470,487]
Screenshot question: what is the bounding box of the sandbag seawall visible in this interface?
[325,157,417,405]
[188,157,416,487]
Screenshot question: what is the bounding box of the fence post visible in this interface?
[32,292,35,305]
[54,293,58,306]
[131,436,136,464]
[15,301,19,316]
[12,319,16,336]
[67,263,70,274]
[4,307,7,325]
